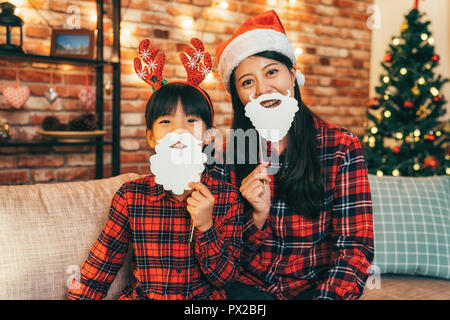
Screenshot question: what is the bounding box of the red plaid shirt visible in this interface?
[211,117,374,300]
[67,168,243,300]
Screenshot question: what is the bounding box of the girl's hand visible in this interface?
[187,182,215,232]
[240,163,271,230]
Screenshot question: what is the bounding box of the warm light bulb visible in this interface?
[420,33,428,41]
[435,130,442,137]
[413,129,421,137]
[384,94,389,100]
[371,127,378,134]
[430,87,439,96]
[393,38,400,45]
[428,37,434,45]
[295,47,303,55]
[181,17,194,29]
[369,136,376,144]
[383,76,390,83]
[446,168,450,175]
[413,163,421,171]
[392,169,400,177]
[394,132,403,139]
[377,170,384,177]
[384,110,392,118]
[400,68,407,75]
[219,1,229,9]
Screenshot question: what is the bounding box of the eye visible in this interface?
[241,79,253,87]
[267,69,278,76]
[158,119,170,124]
[188,118,199,123]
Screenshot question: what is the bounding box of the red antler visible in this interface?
[134,39,166,91]
[179,38,212,87]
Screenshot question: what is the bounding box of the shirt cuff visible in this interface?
[243,217,272,251]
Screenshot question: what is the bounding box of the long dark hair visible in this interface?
[145,82,213,130]
[229,51,324,218]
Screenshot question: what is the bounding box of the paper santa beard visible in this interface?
[244,90,299,142]
[150,132,207,195]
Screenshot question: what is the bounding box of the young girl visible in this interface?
[67,80,243,299]
[212,10,374,300]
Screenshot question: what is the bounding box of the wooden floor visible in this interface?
[360,274,450,300]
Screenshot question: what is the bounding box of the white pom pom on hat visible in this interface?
[216,10,305,92]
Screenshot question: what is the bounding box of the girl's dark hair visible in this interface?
[229,50,324,218]
[145,82,213,130]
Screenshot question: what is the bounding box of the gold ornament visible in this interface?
[411,86,420,96]
[401,21,409,32]
[416,105,431,120]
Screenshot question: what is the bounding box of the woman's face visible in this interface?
[233,55,296,106]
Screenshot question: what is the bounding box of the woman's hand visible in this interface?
[240,163,271,230]
[187,182,215,232]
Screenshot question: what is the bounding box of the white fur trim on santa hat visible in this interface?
[296,70,305,87]
[218,28,297,92]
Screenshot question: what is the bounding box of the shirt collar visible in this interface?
[146,166,213,203]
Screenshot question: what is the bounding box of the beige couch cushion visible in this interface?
[0,173,140,300]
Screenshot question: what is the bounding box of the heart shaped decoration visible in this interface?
[78,88,96,110]
[3,86,30,109]
[45,87,58,104]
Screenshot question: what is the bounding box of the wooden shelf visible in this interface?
[0,139,113,147]
[0,50,118,66]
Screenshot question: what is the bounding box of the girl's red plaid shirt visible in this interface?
[67,168,243,300]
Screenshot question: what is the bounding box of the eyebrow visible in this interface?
[237,62,280,82]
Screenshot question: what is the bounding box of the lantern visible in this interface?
[0,2,24,53]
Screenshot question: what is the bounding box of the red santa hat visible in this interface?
[216,10,305,92]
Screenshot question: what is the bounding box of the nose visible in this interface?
[255,78,272,98]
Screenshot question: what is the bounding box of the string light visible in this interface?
[400,67,407,75]
[394,132,403,139]
[384,94,389,100]
[435,130,442,137]
[392,38,400,45]
[382,76,390,83]
[376,170,384,177]
[446,168,450,175]
[430,87,439,96]
[384,110,392,118]
[417,77,426,85]
[413,129,421,137]
[219,1,229,9]
[370,127,378,134]
[420,33,428,41]
[413,163,421,171]
[428,37,434,45]
[392,169,400,177]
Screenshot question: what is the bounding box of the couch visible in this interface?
[0,173,448,300]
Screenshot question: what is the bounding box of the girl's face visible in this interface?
[234,55,296,106]
[146,101,207,149]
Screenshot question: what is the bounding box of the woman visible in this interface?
[212,10,374,300]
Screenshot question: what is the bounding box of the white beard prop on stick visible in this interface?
[244,90,299,142]
[150,132,207,195]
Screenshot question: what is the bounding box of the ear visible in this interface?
[145,128,157,149]
[203,126,217,145]
[289,67,296,84]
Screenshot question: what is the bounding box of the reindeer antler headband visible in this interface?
[134,38,214,120]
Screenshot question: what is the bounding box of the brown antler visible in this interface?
[179,38,212,87]
[134,39,166,91]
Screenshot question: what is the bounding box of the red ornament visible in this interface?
[431,54,440,62]
[404,100,413,108]
[423,156,439,169]
[384,54,392,63]
[392,146,401,154]
[424,134,436,141]
[433,96,440,103]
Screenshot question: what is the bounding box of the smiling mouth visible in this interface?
[260,99,281,108]
[170,141,187,149]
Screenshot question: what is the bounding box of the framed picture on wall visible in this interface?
[50,29,95,59]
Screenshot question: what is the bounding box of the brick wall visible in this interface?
[0,0,373,185]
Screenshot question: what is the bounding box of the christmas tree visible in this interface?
[363,5,449,177]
